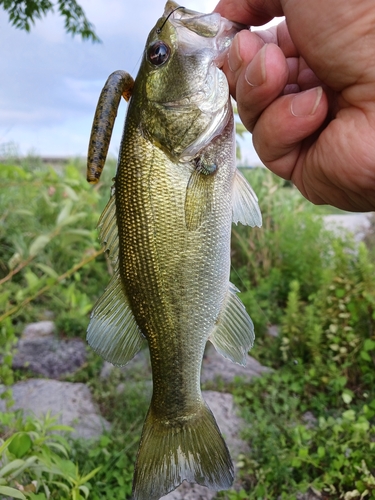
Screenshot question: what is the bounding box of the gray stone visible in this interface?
[302,411,317,429]
[98,341,270,500]
[0,379,110,439]
[100,347,152,380]
[204,390,249,461]
[161,390,249,500]
[267,324,279,337]
[22,320,55,339]
[201,344,271,385]
[12,337,87,378]
[161,481,216,500]
[297,486,323,499]
[323,213,372,242]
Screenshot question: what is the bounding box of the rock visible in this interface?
[266,324,279,337]
[302,411,317,429]
[161,390,249,500]
[201,344,271,385]
[0,379,110,439]
[161,481,215,500]
[12,337,87,378]
[297,486,324,499]
[204,390,249,460]
[102,343,270,389]
[100,347,152,381]
[323,213,372,242]
[98,342,271,500]
[22,320,55,339]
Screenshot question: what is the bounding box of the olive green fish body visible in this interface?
[117,112,234,418]
[87,2,262,499]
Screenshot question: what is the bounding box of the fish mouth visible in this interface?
[164,1,245,55]
[160,2,243,111]
[164,0,248,55]
[154,1,243,159]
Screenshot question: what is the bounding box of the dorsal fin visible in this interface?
[87,191,145,365]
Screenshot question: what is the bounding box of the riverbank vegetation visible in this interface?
[1,157,374,499]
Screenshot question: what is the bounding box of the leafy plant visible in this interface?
[0,411,101,499]
[0,159,113,330]
[0,0,100,41]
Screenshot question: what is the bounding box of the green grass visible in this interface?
[1,159,374,499]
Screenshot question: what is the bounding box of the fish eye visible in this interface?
[147,41,170,66]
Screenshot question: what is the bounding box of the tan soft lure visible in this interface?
[86,2,262,499]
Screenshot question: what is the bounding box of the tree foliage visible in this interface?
[0,0,100,41]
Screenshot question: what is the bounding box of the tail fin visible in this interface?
[132,402,234,500]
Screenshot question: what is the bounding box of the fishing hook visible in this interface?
[156,6,185,33]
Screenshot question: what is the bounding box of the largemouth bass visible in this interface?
[86,2,262,499]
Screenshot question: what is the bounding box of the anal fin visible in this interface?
[209,283,254,366]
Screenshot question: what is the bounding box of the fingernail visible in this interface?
[291,87,323,117]
[228,35,242,73]
[245,44,267,87]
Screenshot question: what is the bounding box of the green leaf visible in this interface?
[54,458,76,478]
[342,392,353,404]
[79,485,90,498]
[29,235,51,256]
[363,339,375,351]
[63,185,79,201]
[0,459,25,477]
[45,442,69,457]
[8,433,32,458]
[57,213,86,227]
[298,448,309,459]
[24,270,39,289]
[27,493,47,500]
[80,466,101,483]
[342,409,356,421]
[56,200,73,226]
[360,350,372,362]
[35,263,59,278]
[291,457,302,468]
[45,424,74,433]
[0,485,26,499]
[50,481,70,493]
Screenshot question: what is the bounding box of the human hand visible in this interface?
[215,0,375,211]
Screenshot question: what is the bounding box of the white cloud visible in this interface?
[0,0,263,164]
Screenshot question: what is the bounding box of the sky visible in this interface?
[0,0,281,164]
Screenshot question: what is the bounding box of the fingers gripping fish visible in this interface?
[86,2,262,499]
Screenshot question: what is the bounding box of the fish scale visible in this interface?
[86,2,262,499]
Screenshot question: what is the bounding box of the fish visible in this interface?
[86,2,262,499]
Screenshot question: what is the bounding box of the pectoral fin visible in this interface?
[209,283,254,366]
[232,169,262,227]
[184,167,215,231]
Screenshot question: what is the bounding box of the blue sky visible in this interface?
[0,0,278,164]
